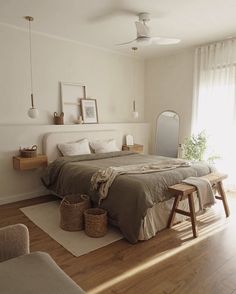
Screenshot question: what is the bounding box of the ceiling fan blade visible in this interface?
[89,8,139,22]
[116,38,138,46]
[152,37,181,45]
[135,21,150,38]
[88,0,140,23]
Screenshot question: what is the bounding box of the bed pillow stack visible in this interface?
[58,138,91,156]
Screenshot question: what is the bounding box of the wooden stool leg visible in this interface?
[217,181,230,217]
[188,193,198,238]
[168,195,181,228]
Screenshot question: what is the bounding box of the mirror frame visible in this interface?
[155,110,180,157]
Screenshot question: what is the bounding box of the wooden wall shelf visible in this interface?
[13,155,48,171]
[122,144,144,153]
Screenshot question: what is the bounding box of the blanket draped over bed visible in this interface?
[91,160,191,203]
[42,151,212,243]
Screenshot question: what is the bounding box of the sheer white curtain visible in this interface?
[193,39,236,189]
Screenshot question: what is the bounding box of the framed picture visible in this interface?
[60,82,86,124]
[80,99,98,124]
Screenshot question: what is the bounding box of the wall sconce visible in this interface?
[25,16,39,119]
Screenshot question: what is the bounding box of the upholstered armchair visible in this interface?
[0,224,85,294]
[0,224,30,262]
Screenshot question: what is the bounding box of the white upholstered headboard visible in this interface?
[43,130,123,162]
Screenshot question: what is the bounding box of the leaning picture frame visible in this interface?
[60,82,86,124]
[80,99,98,124]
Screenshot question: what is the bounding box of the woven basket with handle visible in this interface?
[84,208,107,238]
[53,112,64,125]
[60,194,91,231]
[20,145,37,158]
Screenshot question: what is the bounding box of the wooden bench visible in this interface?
[167,172,230,238]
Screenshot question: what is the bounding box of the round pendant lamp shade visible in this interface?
[28,107,39,119]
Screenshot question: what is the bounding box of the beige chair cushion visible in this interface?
[0,251,85,294]
[0,224,29,262]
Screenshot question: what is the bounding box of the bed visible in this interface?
[42,131,213,243]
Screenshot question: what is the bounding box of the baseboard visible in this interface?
[0,188,49,205]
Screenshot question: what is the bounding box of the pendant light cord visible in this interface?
[132,47,137,112]
[28,19,34,107]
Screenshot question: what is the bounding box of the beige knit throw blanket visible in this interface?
[91,159,190,203]
[182,177,215,210]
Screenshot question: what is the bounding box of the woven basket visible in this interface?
[84,208,107,238]
[20,145,37,158]
[53,112,64,125]
[60,194,91,231]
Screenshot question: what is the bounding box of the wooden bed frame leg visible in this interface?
[217,181,230,217]
[188,193,198,238]
[168,195,181,228]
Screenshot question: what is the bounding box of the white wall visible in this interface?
[0,24,148,204]
[145,49,195,154]
[0,24,145,124]
[0,24,196,204]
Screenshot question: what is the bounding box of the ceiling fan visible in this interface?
[117,12,181,46]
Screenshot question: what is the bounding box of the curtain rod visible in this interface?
[196,36,236,49]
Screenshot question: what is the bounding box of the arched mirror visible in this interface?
[156,111,179,158]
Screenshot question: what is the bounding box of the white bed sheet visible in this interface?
[139,192,201,240]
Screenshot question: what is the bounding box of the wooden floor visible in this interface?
[1,193,236,294]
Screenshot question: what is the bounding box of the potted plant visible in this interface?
[182,131,220,164]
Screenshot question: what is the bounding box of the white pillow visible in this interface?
[58,138,91,156]
[90,139,120,154]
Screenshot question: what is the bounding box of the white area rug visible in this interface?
[20,201,123,257]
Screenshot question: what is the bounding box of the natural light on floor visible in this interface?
[88,204,231,294]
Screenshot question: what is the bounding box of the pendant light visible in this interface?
[131,47,139,119]
[25,16,39,119]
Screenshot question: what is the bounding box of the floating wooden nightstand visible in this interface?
[122,144,144,153]
[13,154,48,171]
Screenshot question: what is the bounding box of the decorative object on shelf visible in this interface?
[53,112,64,125]
[80,98,98,124]
[20,145,37,158]
[84,208,107,237]
[60,194,91,231]
[125,134,134,146]
[122,143,143,153]
[131,47,139,119]
[25,16,39,119]
[60,82,86,124]
[13,154,48,170]
[74,115,83,124]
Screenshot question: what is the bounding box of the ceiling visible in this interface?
[0,0,236,59]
